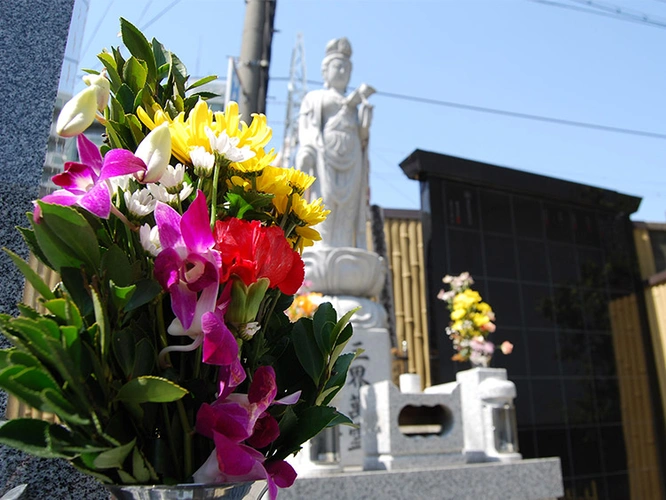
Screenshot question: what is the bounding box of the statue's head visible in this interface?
[321,37,352,92]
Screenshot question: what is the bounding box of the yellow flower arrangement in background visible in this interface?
[438,272,512,366]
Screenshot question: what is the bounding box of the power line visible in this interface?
[79,0,115,65]
[529,0,666,29]
[140,0,184,31]
[270,77,666,140]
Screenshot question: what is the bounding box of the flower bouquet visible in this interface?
[437,272,512,367]
[0,19,358,499]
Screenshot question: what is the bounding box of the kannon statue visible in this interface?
[296,37,375,249]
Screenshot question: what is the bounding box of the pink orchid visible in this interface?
[154,191,222,335]
[193,366,300,500]
[35,134,145,220]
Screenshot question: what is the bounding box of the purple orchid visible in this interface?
[154,191,222,337]
[193,366,300,500]
[35,134,146,220]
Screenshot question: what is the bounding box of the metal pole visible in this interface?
[238,0,275,118]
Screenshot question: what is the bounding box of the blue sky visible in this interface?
[76,0,666,221]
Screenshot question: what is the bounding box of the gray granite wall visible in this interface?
[0,2,108,498]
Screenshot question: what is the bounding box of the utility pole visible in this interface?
[238,0,277,118]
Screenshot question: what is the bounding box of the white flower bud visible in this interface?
[55,85,98,137]
[82,74,110,112]
[139,223,161,257]
[135,123,172,183]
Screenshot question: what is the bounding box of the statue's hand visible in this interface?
[296,145,316,175]
[358,83,376,99]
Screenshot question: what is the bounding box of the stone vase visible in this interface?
[105,482,268,500]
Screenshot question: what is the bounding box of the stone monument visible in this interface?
[0,1,108,498]
[293,37,392,471]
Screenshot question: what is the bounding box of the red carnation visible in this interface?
[213,218,304,295]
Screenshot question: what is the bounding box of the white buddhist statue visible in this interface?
[296,37,375,249]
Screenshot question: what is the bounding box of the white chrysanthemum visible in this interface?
[179,183,194,200]
[190,146,215,177]
[147,183,171,203]
[147,182,193,205]
[139,223,161,257]
[205,127,255,163]
[109,173,132,194]
[124,189,156,218]
[160,163,186,191]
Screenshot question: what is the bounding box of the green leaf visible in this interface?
[0,419,71,459]
[117,470,137,484]
[291,319,324,386]
[169,53,188,96]
[0,349,41,371]
[313,302,336,355]
[112,328,136,379]
[106,121,131,150]
[42,335,88,404]
[59,267,93,317]
[71,459,114,483]
[116,376,188,404]
[82,341,109,399]
[14,366,60,393]
[189,91,218,100]
[225,192,255,220]
[92,288,110,359]
[109,96,126,123]
[274,406,341,461]
[5,317,52,358]
[110,282,136,312]
[124,280,161,312]
[43,298,83,330]
[0,366,46,409]
[331,307,359,347]
[97,51,122,89]
[101,245,133,287]
[186,74,217,91]
[327,411,355,427]
[35,202,101,273]
[120,18,157,84]
[41,388,90,425]
[132,447,156,482]
[93,438,136,469]
[3,248,55,300]
[126,111,145,144]
[151,38,169,71]
[116,84,136,114]
[122,56,148,94]
[18,223,53,270]
[319,352,356,406]
[17,303,41,320]
[60,325,80,350]
[131,338,155,378]
[329,323,354,368]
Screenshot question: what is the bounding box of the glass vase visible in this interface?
[105,482,268,500]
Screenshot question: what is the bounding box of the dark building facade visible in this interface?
[400,149,664,500]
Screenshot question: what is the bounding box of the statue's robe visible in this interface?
[297,88,370,249]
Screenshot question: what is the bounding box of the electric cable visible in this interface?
[270,77,666,140]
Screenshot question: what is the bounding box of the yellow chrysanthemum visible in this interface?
[137,100,273,170]
[230,148,277,174]
[273,194,329,227]
[477,302,492,314]
[463,289,481,302]
[256,166,292,196]
[473,314,490,327]
[281,167,315,194]
[453,293,474,309]
[450,309,466,321]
